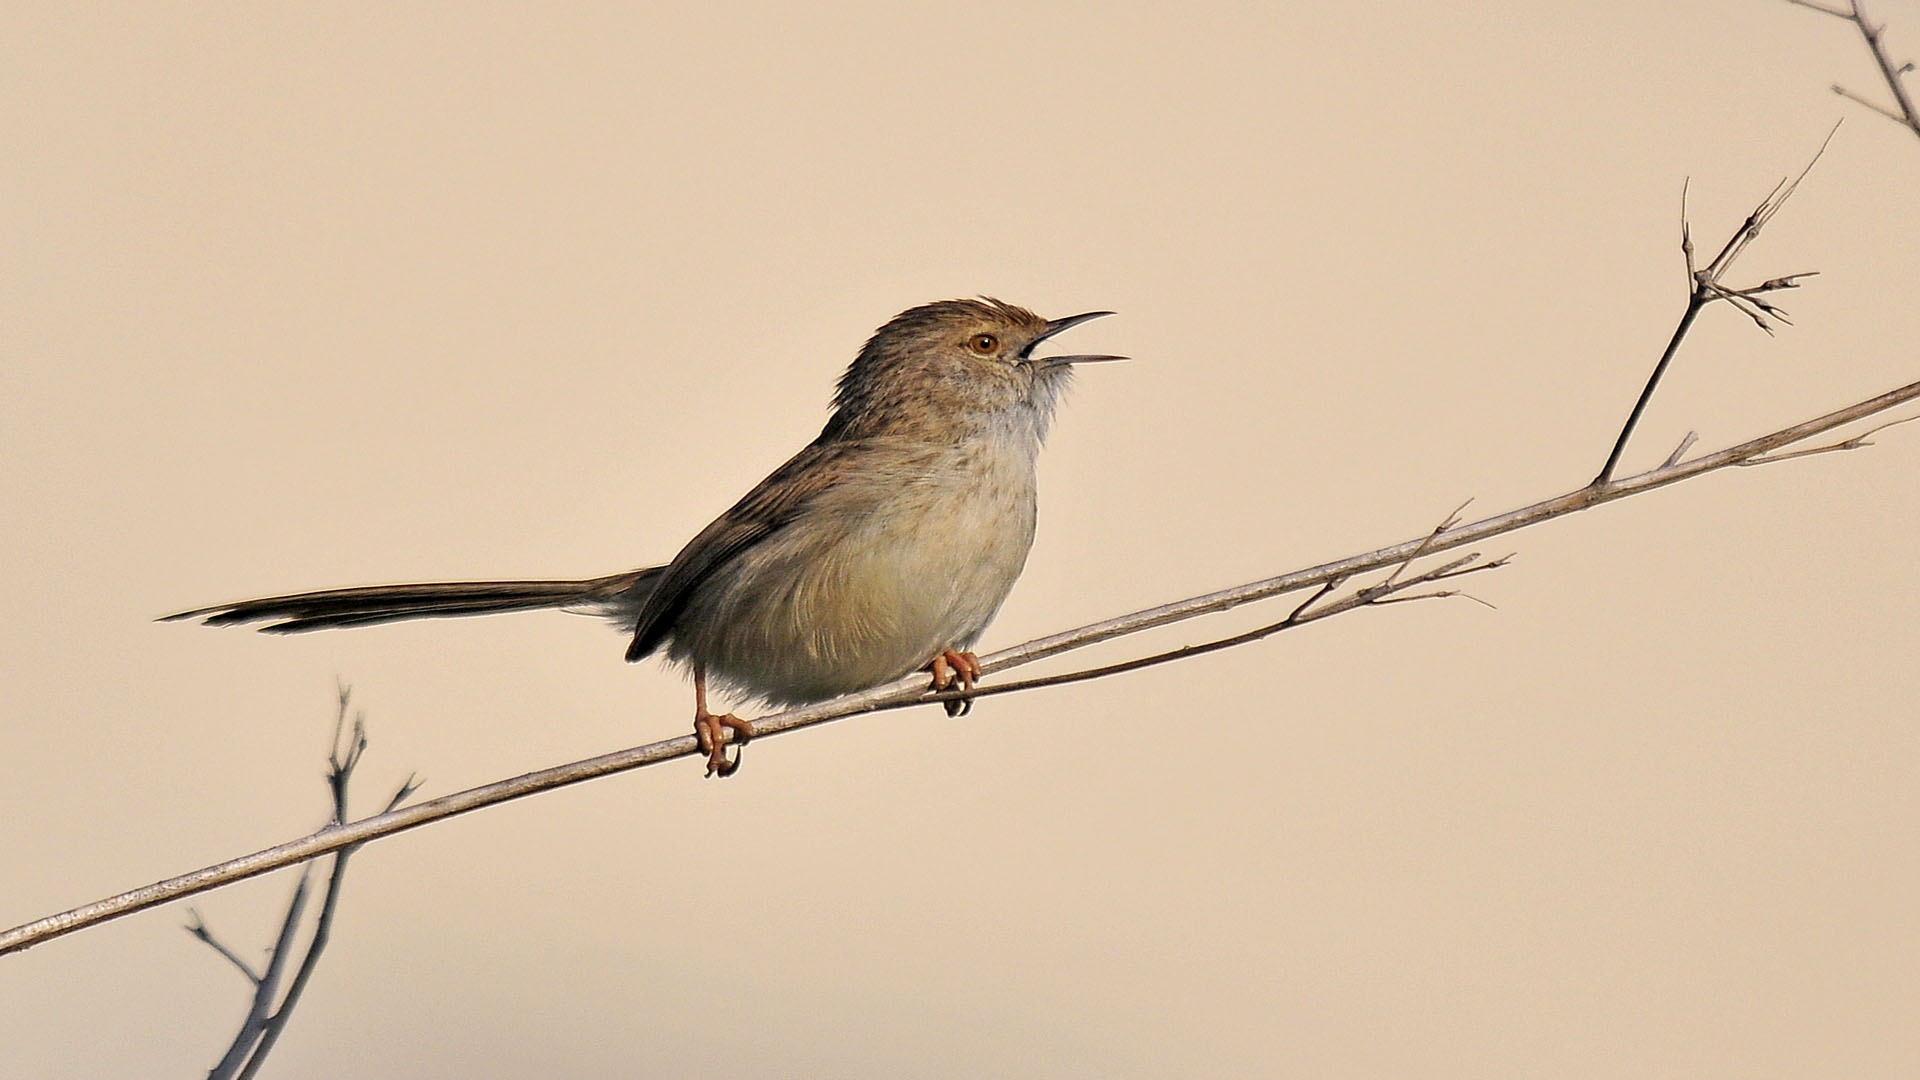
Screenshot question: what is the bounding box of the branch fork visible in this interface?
[188,688,417,1080]
[1786,0,1920,137]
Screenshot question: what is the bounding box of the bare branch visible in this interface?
[919,548,1505,709]
[1786,0,1859,19]
[1787,0,1920,137]
[187,691,416,1080]
[1661,432,1700,468]
[183,911,262,985]
[236,834,345,1079]
[1282,576,1344,624]
[7,367,1920,956]
[384,775,424,814]
[1680,179,1696,283]
[1739,412,1920,464]
[0,141,1909,954]
[1593,132,1836,485]
[206,870,310,1080]
[1834,82,1912,123]
[1384,499,1473,589]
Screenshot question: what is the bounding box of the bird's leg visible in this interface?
[927,648,981,717]
[692,663,754,778]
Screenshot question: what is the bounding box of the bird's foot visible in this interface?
[694,709,755,778]
[928,649,981,717]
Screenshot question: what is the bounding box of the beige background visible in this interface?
[5,3,1919,1077]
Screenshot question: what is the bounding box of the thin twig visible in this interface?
[1384,499,1472,589]
[191,690,416,1080]
[7,367,1920,956]
[206,870,310,1080]
[1786,0,1920,137]
[919,549,1507,709]
[1787,0,1855,17]
[1594,132,1834,485]
[183,911,262,985]
[1661,432,1701,468]
[1739,412,1920,464]
[1284,577,1344,624]
[1833,83,1912,124]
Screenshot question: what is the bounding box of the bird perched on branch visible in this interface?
[169,298,1122,776]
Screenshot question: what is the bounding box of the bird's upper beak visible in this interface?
[1025,310,1127,370]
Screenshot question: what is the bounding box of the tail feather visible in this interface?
[163,568,662,634]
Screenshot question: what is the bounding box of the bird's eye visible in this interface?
[968,333,999,355]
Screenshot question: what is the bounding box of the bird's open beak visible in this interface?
[1025,310,1127,370]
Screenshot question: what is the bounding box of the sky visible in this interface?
[4,3,1919,1077]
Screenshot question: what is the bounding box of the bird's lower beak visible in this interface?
[1034,353,1129,371]
[1026,310,1127,369]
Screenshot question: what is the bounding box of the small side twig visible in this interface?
[1786,0,1920,138]
[919,533,1511,709]
[926,503,1510,707]
[205,872,311,1080]
[194,687,417,1080]
[1382,498,1473,589]
[1661,431,1701,468]
[1739,412,1920,465]
[182,912,263,985]
[1593,131,1834,486]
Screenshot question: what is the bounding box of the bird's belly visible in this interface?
[672,461,1037,706]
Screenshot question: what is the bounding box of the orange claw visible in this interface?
[928,649,982,717]
[692,662,754,777]
[694,708,755,777]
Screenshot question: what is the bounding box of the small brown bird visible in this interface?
[168,298,1121,775]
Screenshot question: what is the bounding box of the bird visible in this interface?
[167,298,1122,776]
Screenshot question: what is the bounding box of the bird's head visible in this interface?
[829,298,1121,440]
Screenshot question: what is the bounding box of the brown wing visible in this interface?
[624,436,853,662]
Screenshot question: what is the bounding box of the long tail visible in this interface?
[163,567,662,634]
